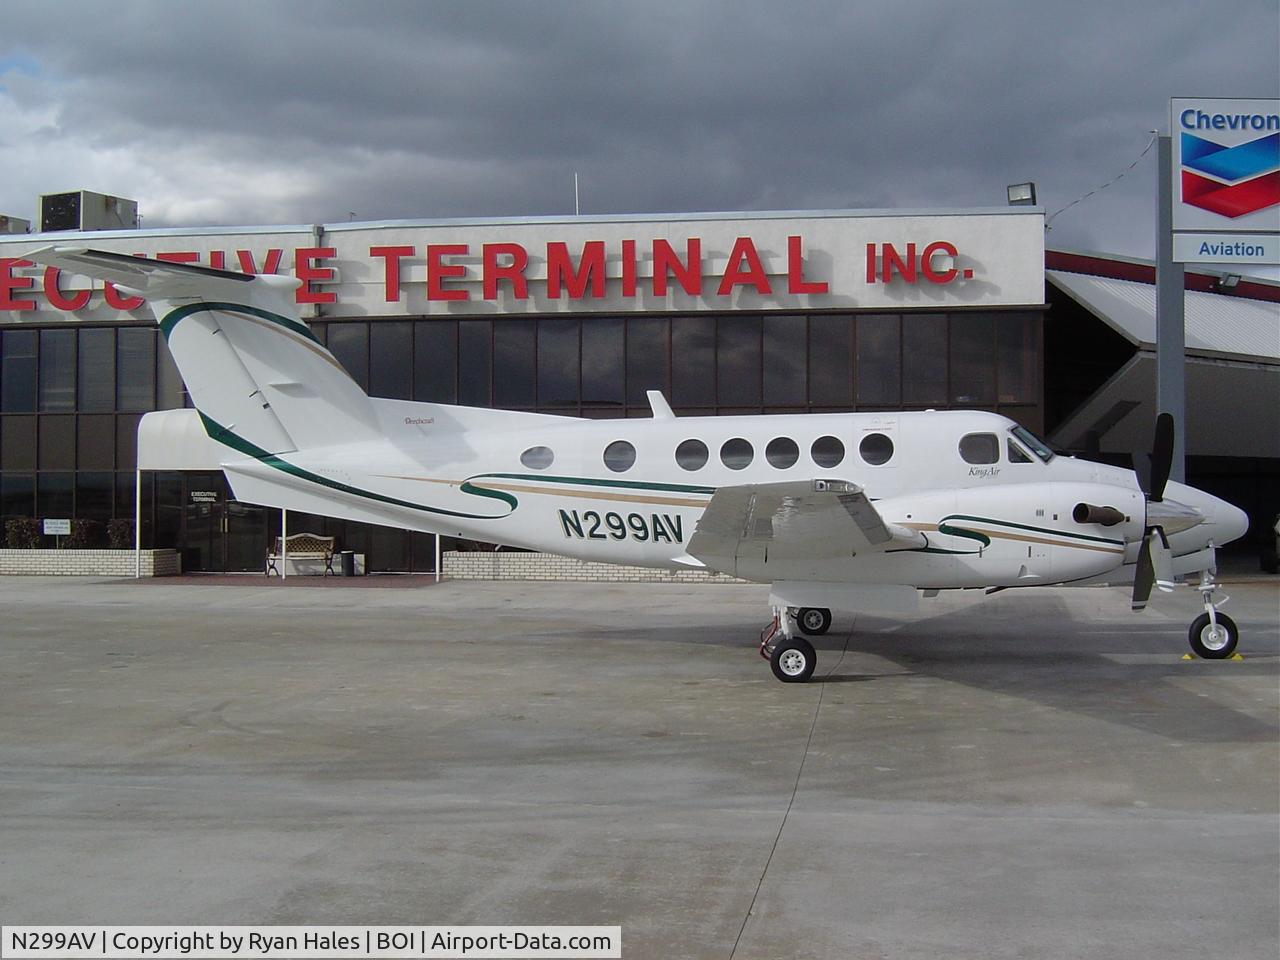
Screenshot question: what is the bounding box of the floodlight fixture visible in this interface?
[1006,182,1037,206]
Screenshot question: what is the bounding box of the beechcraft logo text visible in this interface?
[1178,107,1280,218]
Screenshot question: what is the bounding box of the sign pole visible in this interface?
[1156,133,1186,483]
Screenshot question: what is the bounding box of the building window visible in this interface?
[626,317,668,407]
[537,318,579,406]
[718,315,762,406]
[414,320,457,404]
[766,437,799,468]
[493,320,536,408]
[997,313,1038,403]
[116,328,156,412]
[327,321,369,391]
[603,440,636,472]
[38,329,76,412]
[902,314,947,405]
[458,320,492,407]
[811,435,845,468]
[672,316,715,407]
[720,437,754,470]
[369,321,413,400]
[78,328,115,412]
[582,318,624,407]
[808,315,852,405]
[762,315,806,407]
[950,315,996,405]
[1,329,38,412]
[856,314,900,405]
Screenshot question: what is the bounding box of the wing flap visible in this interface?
[687,480,924,577]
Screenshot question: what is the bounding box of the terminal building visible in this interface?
[0,203,1276,572]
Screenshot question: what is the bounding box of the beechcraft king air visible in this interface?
[27,246,1252,681]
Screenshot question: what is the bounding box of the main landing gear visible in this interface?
[1187,570,1238,660]
[759,606,831,682]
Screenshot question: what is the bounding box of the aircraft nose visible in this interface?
[1211,496,1250,546]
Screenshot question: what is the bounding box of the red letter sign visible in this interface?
[43,267,91,311]
[653,238,702,296]
[0,258,36,311]
[717,237,771,296]
[546,241,606,299]
[787,236,828,295]
[427,244,469,301]
[295,247,337,305]
[370,245,415,303]
[482,243,529,300]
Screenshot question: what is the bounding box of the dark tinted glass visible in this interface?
[808,315,851,405]
[720,437,754,470]
[414,320,457,403]
[626,318,667,405]
[959,433,999,464]
[1,330,37,412]
[327,322,369,390]
[582,318,624,406]
[950,315,995,404]
[369,321,413,400]
[997,313,1037,403]
[672,316,715,407]
[116,328,155,412]
[765,437,799,468]
[78,328,115,411]
[494,320,536,407]
[538,318,579,406]
[0,471,34,519]
[718,315,762,406]
[458,320,492,406]
[37,472,73,518]
[811,435,845,468]
[39,415,75,470]
[77,414,115,470]
[856,314,900,405]
[38,329,76,411]
[1,415,35,469]
[675,438,708,470]
[763,315,806,406]
[157,336,185,409]
[902,314,947,404]
[76,471,114,521]
[603,440,636,472]
[859,432,895,465]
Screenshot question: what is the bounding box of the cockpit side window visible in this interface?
[959,432,999,465]
[1009,425,1055,463]
[1007,439,1033,463]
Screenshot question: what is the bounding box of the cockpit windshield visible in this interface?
[1009,425,1054,463]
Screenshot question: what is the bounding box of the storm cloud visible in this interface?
[2,0,1277,262]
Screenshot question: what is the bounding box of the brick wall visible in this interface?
[442,551,746,583]
[0,549,181,577]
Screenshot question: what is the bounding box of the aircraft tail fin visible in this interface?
[25,246,378,455]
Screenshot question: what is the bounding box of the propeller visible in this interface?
[1132,413,1175,611]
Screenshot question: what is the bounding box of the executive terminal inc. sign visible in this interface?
[1171,98,1280,263]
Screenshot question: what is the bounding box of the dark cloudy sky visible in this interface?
[2,0,1277,265]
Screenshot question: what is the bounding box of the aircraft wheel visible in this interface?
[797,607,832,636]
[770,638,817,683]
[1188,612,1238,660]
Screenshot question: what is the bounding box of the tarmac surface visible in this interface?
[0,573,1277,959]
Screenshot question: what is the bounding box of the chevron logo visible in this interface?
[1180,131,1280,218]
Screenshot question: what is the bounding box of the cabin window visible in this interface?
[766,437,799,469]
[520,445,555,470]
[675,439,709,471]
[859,432,894,465]
[720,438,754,470]
[603,440,636,473]
[811,435,845,468]
[1007,439,1033,464]
[959,432,999,464]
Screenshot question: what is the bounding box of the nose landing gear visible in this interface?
[1188,569,1238,659]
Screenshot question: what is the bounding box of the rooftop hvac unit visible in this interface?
[38,190,138,232]
[0,214,31,234]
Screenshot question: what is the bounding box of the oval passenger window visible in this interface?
[720,438,754,470]
[520,445,554,470]
[766,437,799,469]
[811,435,845,468]
[603,440,636,473]
[675,438,709,471]
[859,432,894,465]
[959,433,999,464]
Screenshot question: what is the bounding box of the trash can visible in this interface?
[339,550,356,577]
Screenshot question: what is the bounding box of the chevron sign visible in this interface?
[1172,99,1280,232]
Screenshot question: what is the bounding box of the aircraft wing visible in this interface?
[686,479,925,577]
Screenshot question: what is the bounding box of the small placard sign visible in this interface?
[43,519,71,536]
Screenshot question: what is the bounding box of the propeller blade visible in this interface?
[1132,535,1155,611]
[1149,412,1174,502]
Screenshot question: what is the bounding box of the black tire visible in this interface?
[770,638,817,683]
[797,607,832,636]
[1188,612,1238,660]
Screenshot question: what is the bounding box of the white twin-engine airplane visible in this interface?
[29,246,1251,681]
